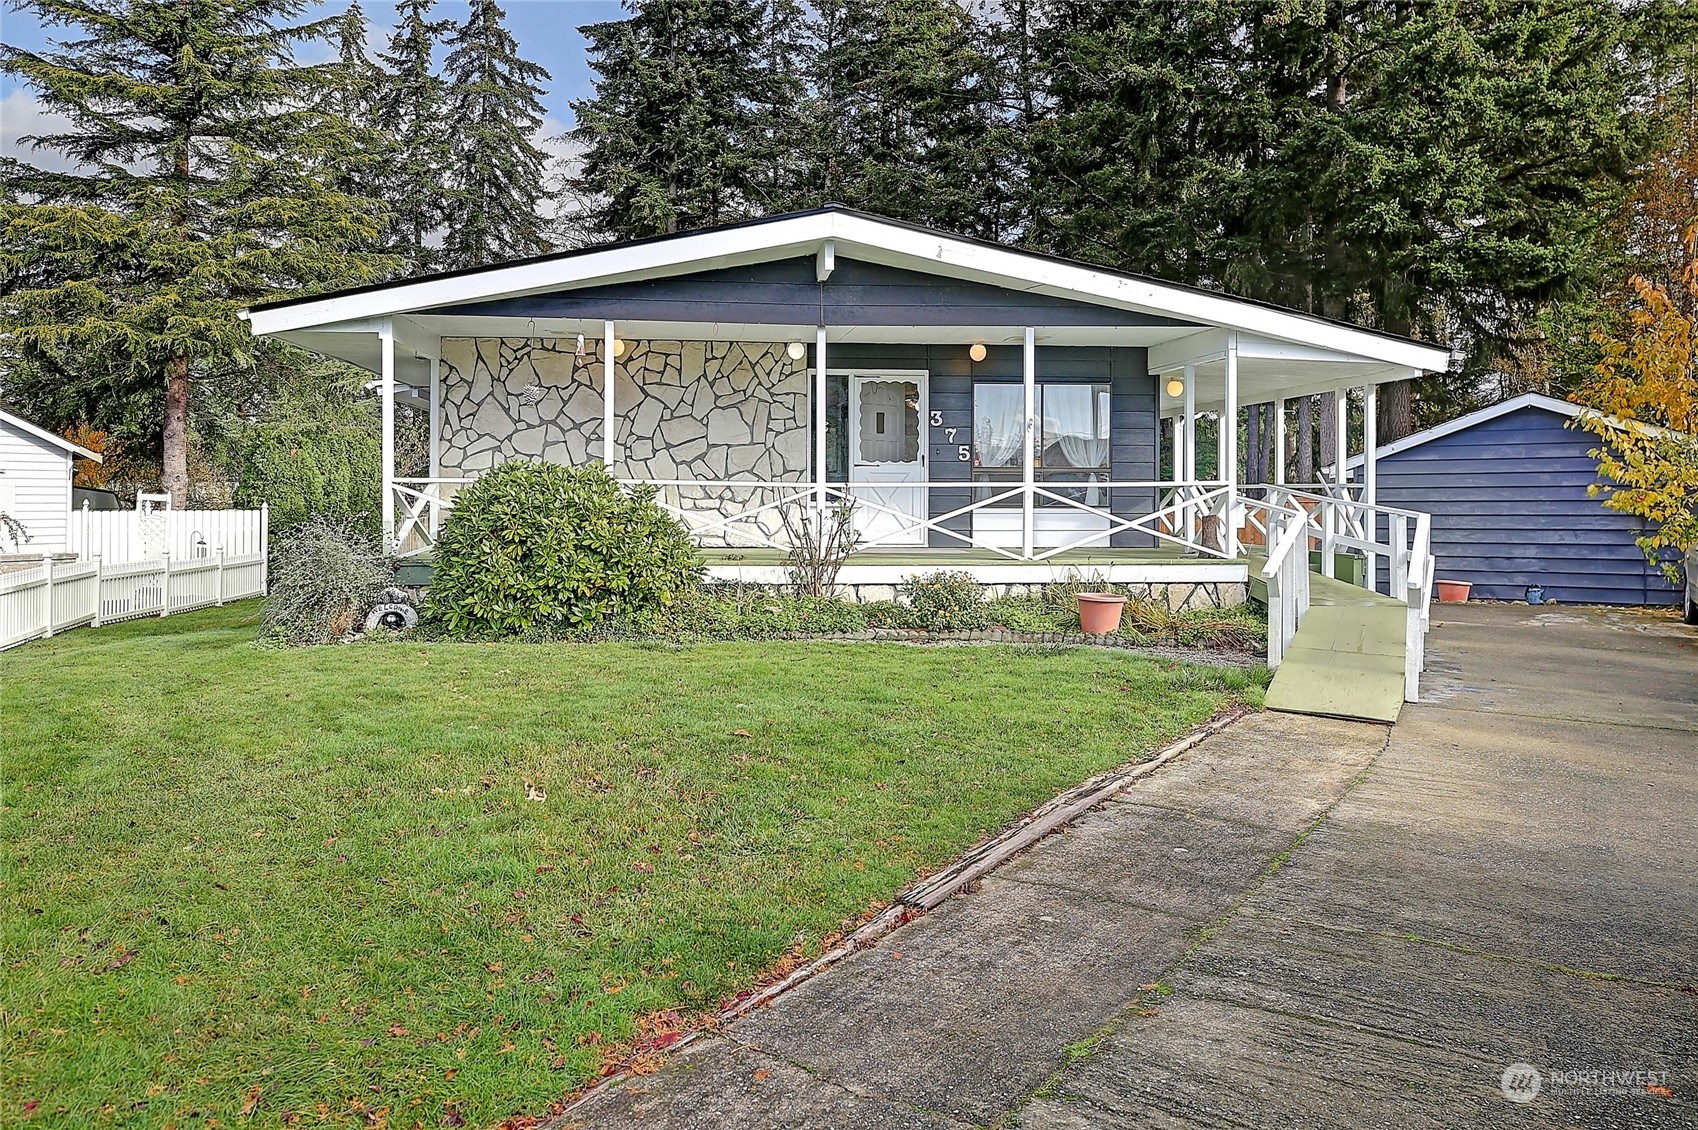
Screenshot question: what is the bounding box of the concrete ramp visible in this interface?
[1263,573,1408,724]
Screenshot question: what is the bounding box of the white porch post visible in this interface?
[379,318,395,553]
[1222,333,1239,558]
[427,352,441,542]
[1272,396,1287,486]
[428,353,441,479]
[602,319,617,470]
[1021,326,1036,559]
[1183,363,1197,480]
[1364,381,1379,591]
[1182,362,1196,547]
[1333,387,1349,487]
[815,326,828,522]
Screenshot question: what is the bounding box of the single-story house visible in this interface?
[1345,392,1681,606]
[241,206,1448,578]
[242,206,1460,717]
[0,407,101,555]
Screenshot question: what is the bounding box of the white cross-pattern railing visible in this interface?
[1245,485,1436,701]
[390,476,1240,561]
[0,548,268,651]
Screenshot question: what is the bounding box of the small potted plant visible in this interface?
[1435,578,1472,603]
[1076,591,1128,633]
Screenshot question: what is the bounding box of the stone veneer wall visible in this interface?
[438,337,810,546]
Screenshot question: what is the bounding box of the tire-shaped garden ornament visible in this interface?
[364,587,419,632]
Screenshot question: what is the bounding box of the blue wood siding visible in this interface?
[1370,406,1678,606]
[828,343,1156,548]
[437,257,1200,330]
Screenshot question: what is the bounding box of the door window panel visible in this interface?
[857,380,919,463]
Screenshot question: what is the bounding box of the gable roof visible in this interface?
[242,205,1451,375]
[1343,392,1675,469]
[0,407,102,462]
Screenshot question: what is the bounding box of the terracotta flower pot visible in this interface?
[1077,592,1128,634]
[1436,579,1472,604]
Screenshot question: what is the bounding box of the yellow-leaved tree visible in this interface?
[1574,223,1698,584]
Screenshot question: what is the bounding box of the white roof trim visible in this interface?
[0,408,102,462]
[1342,392,1665,469]
[245,210,1452,374]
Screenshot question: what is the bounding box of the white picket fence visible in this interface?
[67,503,267,563]
[2,505,270,651]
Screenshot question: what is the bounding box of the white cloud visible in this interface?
[1,89,86,173]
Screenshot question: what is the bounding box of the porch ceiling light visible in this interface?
[1166,377,1185,398]
[969,343,987,362]
[786,340,806,361]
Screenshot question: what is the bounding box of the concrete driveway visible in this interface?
[564,604,1698,1128]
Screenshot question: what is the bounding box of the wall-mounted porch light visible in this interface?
[1166,376,1185,398]
[969,343,987,362]
[786,340,807,361]
[611,338,627,358]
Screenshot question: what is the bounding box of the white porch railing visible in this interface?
[386,473,1435,699]
[0,549,268,651]
[1246,485,1436,701]
[389,476,1240,562]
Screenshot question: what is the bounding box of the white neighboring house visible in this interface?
[0,408,101,555]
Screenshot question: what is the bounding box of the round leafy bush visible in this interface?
[900,570,992,630]
[259,515,393,646]
[426,461,704,637]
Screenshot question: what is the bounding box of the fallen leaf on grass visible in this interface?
[732,729,753,738]
[240,1086,263,1117]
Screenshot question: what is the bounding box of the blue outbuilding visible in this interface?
[1347,393,1680,607]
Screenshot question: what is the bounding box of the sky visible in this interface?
[1,0,627,169]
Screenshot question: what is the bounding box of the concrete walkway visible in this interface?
[564,604,1698,1128]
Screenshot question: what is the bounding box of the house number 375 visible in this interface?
[931,411,969,459]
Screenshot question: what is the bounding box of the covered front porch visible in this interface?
[375,322,1425,583]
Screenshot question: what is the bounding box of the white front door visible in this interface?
[848,374,926,546]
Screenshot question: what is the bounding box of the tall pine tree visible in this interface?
[1030,0,1696,437]
[802,0,1004,237]
[376,0,454,273]
[1,0,395,504]
[571,0,803,240]
[439,0,551,268]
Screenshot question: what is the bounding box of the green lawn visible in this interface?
[1,603,1264,1128]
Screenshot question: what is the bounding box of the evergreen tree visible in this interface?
[1030,0,1697,438]
[571,0,804,240]
[375,0,454,273]
[803,0,1004,237]
[328,1,392,229]
[0,0,396,505]
[439,0,551,268]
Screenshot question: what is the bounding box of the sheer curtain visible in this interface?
[1048,385,1110,469]
[974,385,1024,468]
[1047,385,1110,506]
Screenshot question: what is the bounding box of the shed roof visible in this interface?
[0,407,102,462]
[1344,392,1676,470]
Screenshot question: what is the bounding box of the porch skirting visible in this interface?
[817,579,1250,611]
[702,558,1250,611]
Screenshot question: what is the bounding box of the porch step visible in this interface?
[1263,573,1407,724]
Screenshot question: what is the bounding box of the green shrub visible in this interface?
[259,516,393,646]
[900,571,991,630]
[861,600,911,629]
[984,594,1073,633]
[515,588,870,642]
[426,461,704,637]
